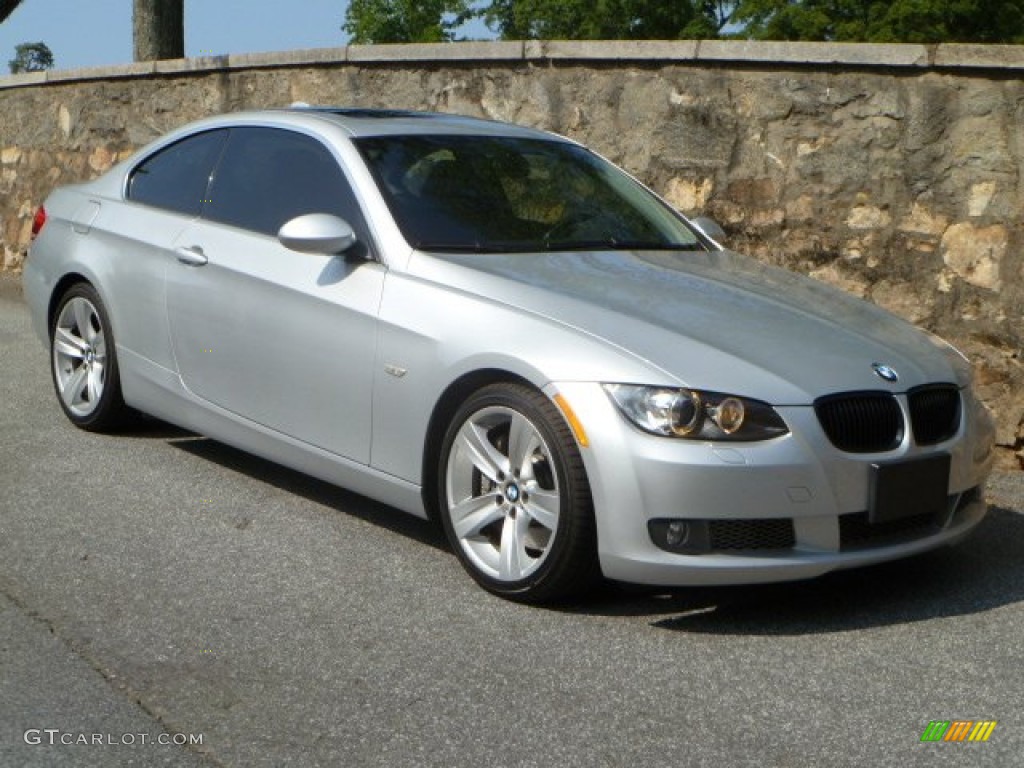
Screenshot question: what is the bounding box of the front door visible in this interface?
[164,125,383,463]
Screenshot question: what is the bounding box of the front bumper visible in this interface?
[550,382,995,587]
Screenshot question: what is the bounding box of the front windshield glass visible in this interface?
[355,134,704,253]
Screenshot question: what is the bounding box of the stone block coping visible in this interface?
[2,39,1023,91]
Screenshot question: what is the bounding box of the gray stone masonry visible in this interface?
[1,40,1021,464]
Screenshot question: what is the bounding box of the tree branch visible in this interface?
[0,0,24,25]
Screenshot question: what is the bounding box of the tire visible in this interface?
[438,383,600,602]
[50,283,131,431]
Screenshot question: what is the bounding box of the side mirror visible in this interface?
[278,213,357,255]
[689,216,727,245]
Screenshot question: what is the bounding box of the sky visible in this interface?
[0,0,491,73]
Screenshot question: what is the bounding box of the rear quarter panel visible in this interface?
[25,185,195,394]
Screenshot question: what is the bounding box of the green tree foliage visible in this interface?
[342,0,1024,44]
[9,41,54,73]
[732,0,1024,43]
[0,0,24,25]
[344,0,475,43]
[484,0,736,39]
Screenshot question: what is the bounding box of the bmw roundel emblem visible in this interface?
[872,362,899,383]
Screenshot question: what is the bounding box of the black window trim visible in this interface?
[123,123,382,262]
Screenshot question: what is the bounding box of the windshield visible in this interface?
[355,134,705,253]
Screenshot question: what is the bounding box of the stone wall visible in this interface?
[1,40,1021,465]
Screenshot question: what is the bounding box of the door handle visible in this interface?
[175,245,208,267]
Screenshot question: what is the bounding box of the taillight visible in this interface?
[31,206,47,238]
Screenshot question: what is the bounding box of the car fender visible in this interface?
[369,267,670,485]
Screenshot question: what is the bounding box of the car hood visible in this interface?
[408,248,962,404]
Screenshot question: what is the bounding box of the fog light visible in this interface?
[666,520,689,547]
[648,519,711,554]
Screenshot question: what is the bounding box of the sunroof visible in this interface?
[288,106,441,119]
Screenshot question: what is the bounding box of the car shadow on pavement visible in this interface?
[574,504,1024,634]
[152,424,1022,631]
[110,415,197,439]
[163,432,449,552]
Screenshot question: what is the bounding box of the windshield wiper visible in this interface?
[411,240,502,253]
[412,239,705,254]
[542,239,704,252]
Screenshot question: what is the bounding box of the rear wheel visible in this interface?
[438,383,599,602]
[50,283,130,431]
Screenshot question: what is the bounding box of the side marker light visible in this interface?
[553,393,589,448]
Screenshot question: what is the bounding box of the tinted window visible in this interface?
[204,127,370,255]
[356,135,703,253]
[127,130,227,216]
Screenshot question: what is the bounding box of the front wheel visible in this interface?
[438,383,599,602]
[50,283,130,431]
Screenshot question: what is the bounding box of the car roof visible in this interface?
[85,106,575,200]
[267,105,562,140]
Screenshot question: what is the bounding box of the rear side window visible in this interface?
[127,129,227,216]
[204,127,370,254]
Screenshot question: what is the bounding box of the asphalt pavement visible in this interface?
[1,273,1022,767]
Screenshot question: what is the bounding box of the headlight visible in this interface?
[602,384,789,441]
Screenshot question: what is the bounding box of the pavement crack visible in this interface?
[0,579,223,766]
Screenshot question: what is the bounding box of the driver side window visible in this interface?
[204,127,372,258]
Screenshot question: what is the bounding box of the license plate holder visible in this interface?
[868,454,950,524]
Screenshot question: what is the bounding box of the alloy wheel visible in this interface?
[444,405,562,583]
[52,296,107,418]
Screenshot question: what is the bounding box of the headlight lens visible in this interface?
[603,384,789,441]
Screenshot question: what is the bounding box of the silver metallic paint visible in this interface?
[23,108,996,588]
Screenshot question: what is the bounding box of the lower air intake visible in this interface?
[708,519,796,551]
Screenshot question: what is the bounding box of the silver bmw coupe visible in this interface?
[23,107,995,601]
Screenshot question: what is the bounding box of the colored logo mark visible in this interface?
[921,720,997,742]
[872,362,899,383]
